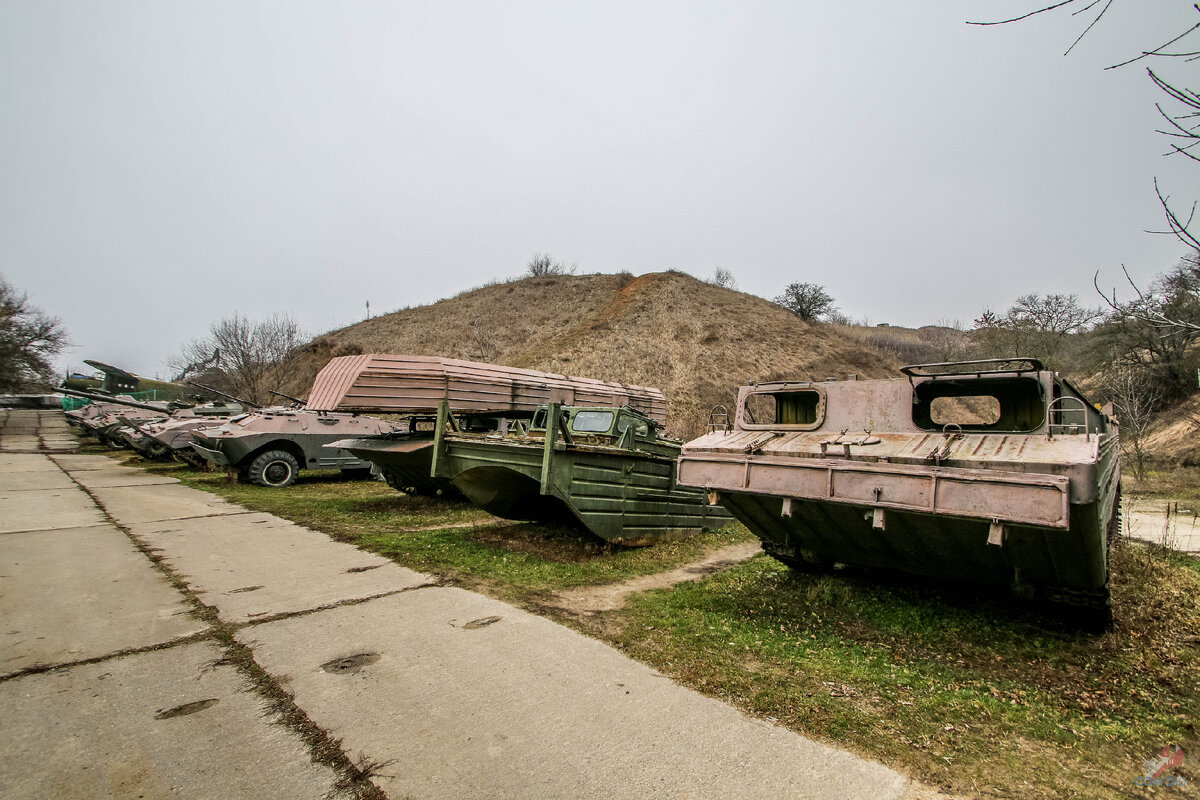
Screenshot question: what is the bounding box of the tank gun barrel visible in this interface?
[59,387,174,414]
[186,381,261,409]
[269,389,307,407]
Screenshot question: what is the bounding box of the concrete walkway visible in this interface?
[1123,496,1200,553]
[0,410,917,799]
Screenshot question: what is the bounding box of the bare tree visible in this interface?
[0,275,68,393]
[969,3,1200,328]
[972,293,1102,369]
[466,314,496,363]
[167,312,305,405]
[1102,363,1163,480]
[526,253,576,277]
[708,267,737,290]
[775,282,836,321]
[919,319,972,363]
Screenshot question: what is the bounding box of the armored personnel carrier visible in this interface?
[189,406,404,487]
[428,401,731,545]
[318,354,667,496]
[60,389,173,447]
[677,359,1121,618]
[118,382,250,461]
[120,402,245,460]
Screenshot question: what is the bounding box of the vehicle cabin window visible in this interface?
[531,409,547,430]
[571,410,614,434]
[615,415,649,437]
[930,396,1001,426]
[912,377,1043,432]
[743,391,821,426]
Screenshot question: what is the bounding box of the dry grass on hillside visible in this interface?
[1143,394,1200,466]
[291,271,900,437]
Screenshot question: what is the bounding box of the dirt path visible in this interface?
[551,541,763,613]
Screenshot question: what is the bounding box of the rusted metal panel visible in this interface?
[678,358,1121,617]
[306,355,667,422]
[677,454,1070,528]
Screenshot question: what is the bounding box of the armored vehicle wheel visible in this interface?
[248,450,300,488]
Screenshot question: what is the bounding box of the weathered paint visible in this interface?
[306,354,667,422]
[678,359,1121,611]
[432,402,731,545]
[189,409,403,482]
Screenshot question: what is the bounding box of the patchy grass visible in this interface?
[580,541,1200,799]
[120,451,754,605]
[1126,466,1200,503]
[109,445,1200,798]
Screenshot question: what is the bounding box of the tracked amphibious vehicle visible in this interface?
[677,359,1121,617]
[429,401,731,545]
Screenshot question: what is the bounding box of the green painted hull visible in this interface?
[434,433,731,545]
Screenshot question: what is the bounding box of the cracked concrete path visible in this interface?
[129,512,433,623]
[0,521,204,676]
[240,587,908,800]
[1,413,341,798]
[2,409,920,799]
[1122,496,1200,553]
[1,642,335,800]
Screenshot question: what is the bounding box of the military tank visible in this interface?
[120,402,245,460]
[677,358,1121,620]
[429,401,731,545]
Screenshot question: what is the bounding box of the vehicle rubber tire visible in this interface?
[247,450,300,488]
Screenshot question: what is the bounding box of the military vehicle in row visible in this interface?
[60,388,174,447]
[426,400,731,545]
[122,405,247,461]
[677,358,1121,621]
[315,354,667,496]
[115,382,251,462]
[189,389,404,487]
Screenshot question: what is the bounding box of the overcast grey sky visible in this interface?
[2,1,1196,379]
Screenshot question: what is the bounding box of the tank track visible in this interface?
[381,469,461,499]
[761,542,828,573]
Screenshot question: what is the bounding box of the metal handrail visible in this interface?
[1046,395,1090,440]
[708,404,731,434]
[901,357,1044,380]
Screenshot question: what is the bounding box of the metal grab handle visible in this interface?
[1046,396,1090,440]
[708,404,731,434]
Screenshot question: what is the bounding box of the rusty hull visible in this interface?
[678,359,1121,611]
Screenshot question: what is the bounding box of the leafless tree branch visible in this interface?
[1105,20,1200,69]
[966,0,1077,27]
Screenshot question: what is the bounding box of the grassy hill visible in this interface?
[291,271,900,437]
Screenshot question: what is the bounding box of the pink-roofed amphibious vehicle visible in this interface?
[677,358,1121,625]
